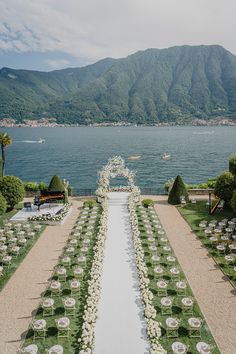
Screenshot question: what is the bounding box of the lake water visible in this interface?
[4,126,236,194]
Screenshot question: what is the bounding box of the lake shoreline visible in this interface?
[0,118,236,128]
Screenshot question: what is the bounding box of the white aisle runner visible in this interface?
[94,192,149,354]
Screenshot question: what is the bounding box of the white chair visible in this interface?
[46,345,63,354]
[18,344,38,353]
[63,297,76,316]
[56,317,70,338]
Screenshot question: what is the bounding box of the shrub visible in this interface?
[168,175,189,205]
[198,183,208,189]
[38,182,48,191]
[24,181,39,191]
[84,199,96,209]
[48,175,64,192]
[207,178,217,189]
[0,176,25,210]
[214,171,236,203]
[230,190,236,213]
[229,155,236,175]
[142,199,154,208]
[0,192,7,215]
[68,184,73,196]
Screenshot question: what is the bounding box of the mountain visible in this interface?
[1,45,236,124]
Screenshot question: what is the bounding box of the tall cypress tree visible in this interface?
[168,175,189,205]
[48,175,65,192]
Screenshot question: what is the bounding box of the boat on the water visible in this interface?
[128,155,141,160]
[162,153,170,160]
[38,138,45,143]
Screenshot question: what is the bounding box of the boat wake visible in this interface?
[193,131,215,135]
[15,138,45,144]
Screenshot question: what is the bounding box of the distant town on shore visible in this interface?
[0,117,236,128]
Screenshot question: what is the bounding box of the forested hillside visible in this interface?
[1,45,236,124]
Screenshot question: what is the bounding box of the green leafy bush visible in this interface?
[168,175,189,205]
[0,176,25,210]
[68,184,73,196]
[84,199,96,209]
[38,182,48,191]
[24,181,39,191]
[0,192,7,215]
[207,178,217,188]
[214,171,236,203]
[142,199,154,208]
[229,155,236,175]
[48,175,64,192]
[230,190,236,212]
[198,183,208,189]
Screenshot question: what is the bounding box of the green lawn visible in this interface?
[136,205,220,354]
[0,204,46,290]
[0,203,22,227]
[22,204,102,353]
[177,201,236,287]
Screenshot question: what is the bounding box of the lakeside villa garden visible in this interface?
[0,153,236,353]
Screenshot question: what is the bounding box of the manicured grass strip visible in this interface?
[0,203,22,227]
[22,204,102,353]
[0,224,45,291]
[177,201,236,287]
[136,205,220,354]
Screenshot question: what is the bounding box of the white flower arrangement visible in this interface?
[128,192,166,354]
[28,203,71,222]
[96,156,137,200]
[78,199,108,353]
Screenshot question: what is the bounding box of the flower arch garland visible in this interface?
[96,156,140,201]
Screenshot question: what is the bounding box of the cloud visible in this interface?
[0,0,236,65]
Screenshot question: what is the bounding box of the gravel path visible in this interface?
[0,200,82,354]
[153,196,236,354]
[94,192,149,354]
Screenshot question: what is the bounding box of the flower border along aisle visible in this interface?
[128,189,167,354]
[78,198,108,354]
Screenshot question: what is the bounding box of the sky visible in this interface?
[0,0,235,71]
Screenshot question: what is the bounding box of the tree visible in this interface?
[230,189,236,213]
[214,171,236,204]
[0,132,12,177]
[48,175,65,192]
[229,155,236,176]
[168,175,189,205]
[0,176,25,210]
[0,192,7,215]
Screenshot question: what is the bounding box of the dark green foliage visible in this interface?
[214,171,236,203]
[84,199,96,208]
[1,45,236,124]
[229,155,236,175]
[168,175,189,205]
[0,176,25,209]
[38,182,48,191]
[142,199,154,208]
[230,190,236,212]
[206,178,217,189]
[48,175,64,192]
[0,192,7,215]
[24,181,39,191]
[67,184,72,196]
[24,181,48,191]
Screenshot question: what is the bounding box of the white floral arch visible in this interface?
[96,156,140,201]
